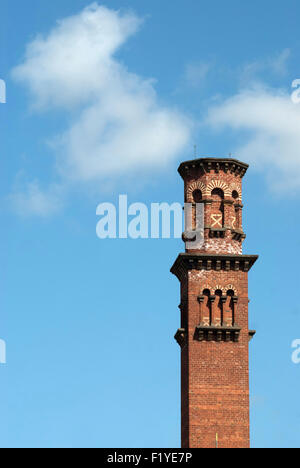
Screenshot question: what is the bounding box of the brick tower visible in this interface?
[171,157,258,449]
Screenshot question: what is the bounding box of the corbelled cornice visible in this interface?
[170,253,258,281]
[178,157,249,179]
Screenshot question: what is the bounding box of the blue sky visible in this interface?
[1,0,300,448]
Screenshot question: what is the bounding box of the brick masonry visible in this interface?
[171,158,258,449]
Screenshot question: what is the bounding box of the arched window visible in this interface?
[202,289,211,326]
[232,191,241,229]
[192,189,202,203]
[210,188,224,230]
[213,289,223,326]
[211,188,224,200]
[192,190,202,230]
[224,290,234,327]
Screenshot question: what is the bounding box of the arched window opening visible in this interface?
[211,188,224,200]
[214,289,223,327]
[210,188,224,232]
[202,289,211,326]
[193,189,202,203]
[191,190,202,229]
[224,290,234,327]
[233,192,241,230]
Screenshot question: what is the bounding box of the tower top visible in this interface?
[178,157,249,180]
[179,156,248,255]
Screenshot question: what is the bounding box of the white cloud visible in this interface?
[270,49,291,76]
[12,3,191,214]
[12,3,142,109]
[57,97,190,181]
[9,179,63,217]
[205,86,300,192]
[240,49,291,85]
